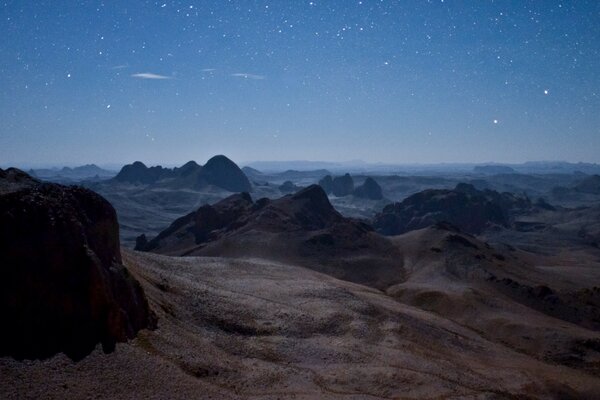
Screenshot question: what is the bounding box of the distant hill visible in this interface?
[113,155,252,192]
[373,183,532,235]
[473,165,516,174]
[137,185,403,288]
[29,164,116,182]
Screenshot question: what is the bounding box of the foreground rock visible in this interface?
[0,168,154,361]
[2,250,599,399]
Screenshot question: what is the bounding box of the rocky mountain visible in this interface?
[332,173,354,197]
[113,155,251,192]
[137,185,404,288]
[374,183,531,236]
[0,169,154,361]
[318,174,333,194]
[353,177,383,200]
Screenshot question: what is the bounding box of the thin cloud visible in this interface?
[231,73,265,80]
[131,72,173,80]
[201,68,216,72]
[111,64,128,70]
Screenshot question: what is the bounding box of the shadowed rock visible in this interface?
[0,169,155,361]
[332,173,354,197]
[140,185,404,288]
[353,177,383,200]
[202,155,252,192]
[113,155,251,192]
[318,175,333,194]
[373,183,531,235]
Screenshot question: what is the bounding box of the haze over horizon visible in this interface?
[2,1,599,165]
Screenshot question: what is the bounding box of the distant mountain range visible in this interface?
[242,160,600,175]
[29,164,116,182]
[113,155,252,192]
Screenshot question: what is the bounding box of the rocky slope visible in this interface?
[138,185,404,288]
[0,169,155,361]
[2,250,599,399]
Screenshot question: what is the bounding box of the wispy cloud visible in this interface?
[111,64,128,70]
[201,68,216,72]
[131,72,173,80]
[231,73,266,80]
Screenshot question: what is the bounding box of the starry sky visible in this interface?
[1,1,599,166]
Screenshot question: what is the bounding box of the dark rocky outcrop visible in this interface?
[373,183,531,236]
[202,155,252,192]
[113,155,251,192]
[332,174,354,197]
[139,185,404,288]
[113,161,169,184]
[0,169,155,361]
[318,175,333,194]
[353,177,383,200]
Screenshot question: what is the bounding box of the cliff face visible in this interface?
[0,169,155,361]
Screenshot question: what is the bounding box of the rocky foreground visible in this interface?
[2,250,599,399]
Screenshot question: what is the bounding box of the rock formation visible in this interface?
[201,155,252,192]
[318,175,333,194]
[331,173,354,197]
[113,155,251,192]
[0,168,155,361]
[138,185,403,288]
[113,161,168,184]
[353,177,383,200]
[373,183,530,235]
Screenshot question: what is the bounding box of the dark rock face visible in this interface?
[332,174,354,197]
[0,169,155,361]
[373,183,528,236]
[353,177,383,200]
[202,155,252,192]
[113,155,251,192]
[318,175,333,194]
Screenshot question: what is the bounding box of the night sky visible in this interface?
[1,1,599,166]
